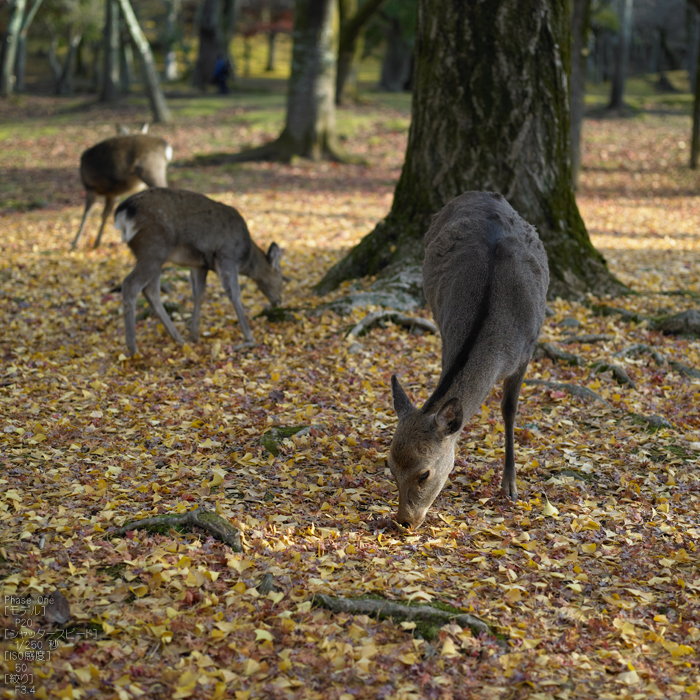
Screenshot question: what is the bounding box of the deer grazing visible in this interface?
[71,131,172,250]
[114,188,283,356]
[388,191,549,529]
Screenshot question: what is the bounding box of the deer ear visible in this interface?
[391,375,414,418]
[434,398,463,436]
[267,242,282,272]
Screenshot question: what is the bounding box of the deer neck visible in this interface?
[239,242,267,281]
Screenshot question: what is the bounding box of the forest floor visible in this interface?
[1,90,700,700]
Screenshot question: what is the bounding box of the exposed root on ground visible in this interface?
[111,507,242,552]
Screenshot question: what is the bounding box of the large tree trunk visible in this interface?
[15,0,44,93]
[1,0,27,97]
[609,0,633,109]
[192,0,223,90]
[225,0,347,163]
[570,0,591,188]
[102,0,121,101]
[336,0,387,104]
[316,0,625,301]
[116,0,171,123]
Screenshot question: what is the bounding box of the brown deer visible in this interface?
[388,191,549,529]
[114,188,283,356]
[71,132,172,250]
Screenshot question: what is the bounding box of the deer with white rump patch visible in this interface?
[389,191,549,529]
[114,188,283,356]
[71,132,172,250]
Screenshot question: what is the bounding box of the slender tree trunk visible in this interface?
[193,0,223,89]
[379,16,412,91]
[691,27,700,168]
[570,0,591,188]
[336,0,387,104]
[48,35,62,81]
[315,0,625,301]
[689,5,700,92]
[163,0,181,81]
[1,0,27,97]
[266,30,277,71]
[116,0,171,123]
[119,20,134,94]
[91,41,102,92]
[102,0,121,101]
[15,0,44,93]
[56,28,82,95]
[609,0,633,109]
[221,0,238,80]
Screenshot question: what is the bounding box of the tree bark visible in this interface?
[608,0,633,109]
[1,0,27,97]
[336,0,387,104]
[315,0,625,301]
[119,19,134,94]
[570,0,591,188]
[56,28,83,96]
[692,21,700,167]
[102,0,121,101]
[193,0,224,90]
[162,0,181,81]
[379,14,412,91]
[226,0,348,163]
[14,0,44,93]
[116,0,172,123]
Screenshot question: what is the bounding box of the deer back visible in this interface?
[80,134,172,195]
[422,191,549,415]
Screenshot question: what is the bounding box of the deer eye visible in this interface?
[418,471,430,485]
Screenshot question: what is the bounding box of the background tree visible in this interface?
[14,0,44,93]
[689,0,700,168]
[162,0,181,81]
[316,0,625,301]
[336,0,386,104]
[369,0,416,92]
[608,0,633,108]
[1,0,27,97]
[116,0,171,122]
[101,0,120,101]
[192,0,237,89]
[570,0,592,188]
[228,0,347,162]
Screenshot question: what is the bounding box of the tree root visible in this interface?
[534,342,584,365]
[111,507,242,552]
[524,379,610,405]
[614,343,700,379]
[589,362,637,389]
[561,334,613,344]
[346,310,439,339]
[312,594,491,638]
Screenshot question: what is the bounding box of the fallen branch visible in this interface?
[534,342,584,366]
[111,507,242,552]
[524,379,610,406]
[313,594,491,638]
[346,310,439,339]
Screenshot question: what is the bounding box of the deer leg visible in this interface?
[93,195,117,248]
[122,262,157,356]
[142,274,184,346]
[215,260,255,346]
[500,361,529,500]
[71,190,97,250]
[189,267,208,342]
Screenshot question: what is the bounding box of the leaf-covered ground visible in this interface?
[2,94,700,700]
